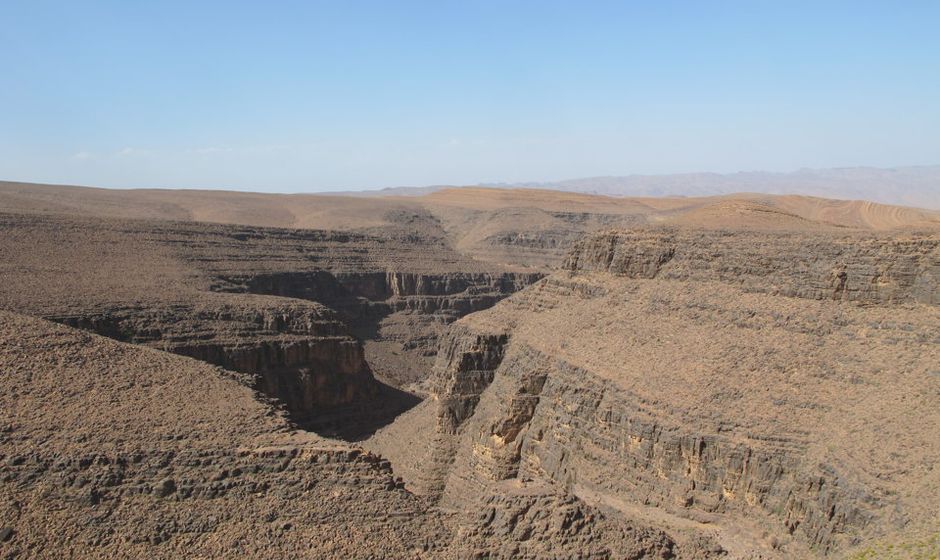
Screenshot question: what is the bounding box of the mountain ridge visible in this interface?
[481,165,940,209]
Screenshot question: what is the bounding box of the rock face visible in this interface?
[2,185,939,559]
[0,311,701,559]
[215,269,542,388]
[53,299,376,418]
[564,229,939,304]
[433,326,512,434]
[369,229,940,559]
[0,311,451,559]
[215,270,540,318]
[0,211,542,437]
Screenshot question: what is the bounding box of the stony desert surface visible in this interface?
[1,180,938,559]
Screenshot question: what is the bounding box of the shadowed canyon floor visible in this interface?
[1,182,938,559]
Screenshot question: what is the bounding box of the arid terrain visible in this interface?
[1,180,938,559]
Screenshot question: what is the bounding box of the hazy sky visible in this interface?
[1,1,938,191]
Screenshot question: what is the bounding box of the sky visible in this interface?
[1,1,938,192]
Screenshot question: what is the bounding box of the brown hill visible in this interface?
[0,309,451,558]
[2,180,937,233]
[1,180,938,559]
[368,228,940,558]
[2,181,937,273]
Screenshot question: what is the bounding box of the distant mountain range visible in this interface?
[356,166,939,210]
[484,166,940,210]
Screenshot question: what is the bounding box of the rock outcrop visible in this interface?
[450,488,683,559]
[0,311,702,558]
[0,211,542,437]
[564,229,939,304]
[371,229,940,558]
[0,311,450,559]
[49,298,388,437]
[3,186,938,559]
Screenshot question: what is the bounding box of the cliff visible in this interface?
[563,229,938,304]
[370,229,940,558]
[0,311,691,558]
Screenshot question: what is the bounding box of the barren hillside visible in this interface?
[2,180,937,271]
[1,182,937,559]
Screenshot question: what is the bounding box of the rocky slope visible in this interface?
[368,228,940,559]
[0,210,541,437]
[563,229,938,304]
[1,310,712,558]
[0,310,446,558]
[2,182,938,558]
[3,180,937,270]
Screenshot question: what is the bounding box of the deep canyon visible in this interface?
[1,182,938,559]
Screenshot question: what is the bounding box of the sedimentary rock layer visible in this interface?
[0,311,695,558]
[0,210,543,432]
[371,229,940,558]
[564,229,939,304]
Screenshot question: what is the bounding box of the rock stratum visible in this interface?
[369,228,939,559]
[1,181,938,559]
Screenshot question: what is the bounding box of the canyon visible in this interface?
[1,181,938,559]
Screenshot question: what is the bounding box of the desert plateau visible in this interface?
[1,180,937,559]
[3,2,939,557]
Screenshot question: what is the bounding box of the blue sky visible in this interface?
[1,1,938,191]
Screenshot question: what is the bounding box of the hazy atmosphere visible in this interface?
[2,0,938,191]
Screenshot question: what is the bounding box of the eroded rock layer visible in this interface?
[369,229,940,559]
[2,185,938,559]
[0,211,542,437]
[564,229,938,304]
[0,311,447,558]
[0,311,700,559]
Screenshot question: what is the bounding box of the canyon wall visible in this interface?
[0,212,543,439]
[375,229,940,558]
[564,229,939,304]
[2,310,695,559]
[51,299,383,434]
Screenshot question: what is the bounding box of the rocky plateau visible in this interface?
[1,181,938,559]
